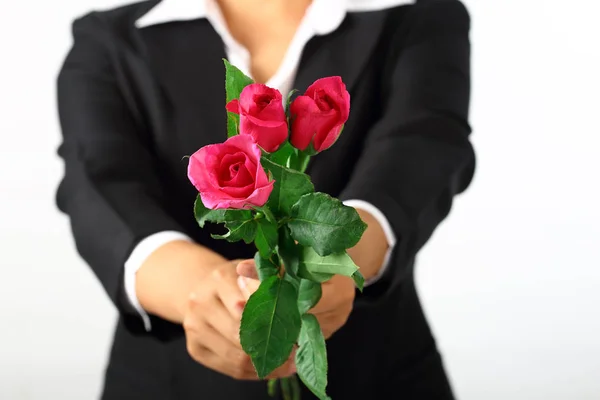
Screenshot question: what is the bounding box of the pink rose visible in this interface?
[188,134,274,210]
[289,76,350,153]
[226,84,288,153]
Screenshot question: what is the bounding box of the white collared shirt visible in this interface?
[126,0,412,331]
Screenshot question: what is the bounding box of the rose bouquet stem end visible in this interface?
[267,378,278,397]
[269,376,301,400]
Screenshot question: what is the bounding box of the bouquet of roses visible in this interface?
[186,60,366,400]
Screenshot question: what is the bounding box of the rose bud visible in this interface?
[289,76,350,153]
[226,83,288,153]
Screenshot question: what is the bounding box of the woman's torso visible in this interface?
[87,1,455,398]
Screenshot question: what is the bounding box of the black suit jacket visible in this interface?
[56,0,474,399]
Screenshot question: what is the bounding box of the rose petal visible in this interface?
[253,157,271,189]
[218,153,246,181]
[226,133,262,156]
[243,113,287,128]
[240,117,288,153]
[289,96,322,151]
[244,180,275,208]
[189,134,269,210]
[221,183,255,198]
[188,144,221,193]
[226,99,240,114]
[224,164,254,187]
[314,124,343,152]
[256,97,286,122]
[239,84,281,110]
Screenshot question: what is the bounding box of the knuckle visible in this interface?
[344,288,355,301]
[231,368,248,381]
[229,348,252,369]
[186,341,201,362]
[182,318,193,332]
[338,315,350,327]
[231,359,254,380]
[211,267,226,281]
[342,303,353,318]
[182,315,200,333]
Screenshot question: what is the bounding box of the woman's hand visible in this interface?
[236,207,387,339]
[308,275,355,339]
[236,263,355,340]
[135,240,295,380]
[183,259,296,380]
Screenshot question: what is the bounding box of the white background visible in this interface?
[1,0,599,399]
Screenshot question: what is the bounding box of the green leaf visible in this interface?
[268,141,297,168]
[254,252,279,282]
[227,112,239,138]
[224,59,254,103]
[259,205,277,224]
[297,279,322,314]
[277,226,300,279]
[288,192,367,256]
[298,247,360,277]
[297,268,334,284]
[194,196,252,228]
[261,157,314,217]
[255,218,278,259]
[352,270,365,292]
[211,219,257,244]
[224,59,253,139]
[240,276,301,379]
[296,314,329,400]
[285,89,298,112]
[283,271,300,291]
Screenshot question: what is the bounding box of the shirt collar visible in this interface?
[136,0,414,34]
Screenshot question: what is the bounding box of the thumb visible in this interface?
[236,259,259,280]
[237,275,260,300]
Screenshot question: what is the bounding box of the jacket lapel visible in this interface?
[105,0,229,149]
[294,11,389,96]
[107,1,390,159]
[294,11,389,176]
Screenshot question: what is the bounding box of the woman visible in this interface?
[56,0,474,398]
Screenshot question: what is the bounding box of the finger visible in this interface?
[312,312,337,340]
[186,324,259,381]
[311,275,354,314]
[237,276,260,300]
[203,298,244,348]
[212,268,246,319]
[236,259,259,280]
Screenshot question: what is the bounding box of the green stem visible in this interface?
[256,206,277,224]
[296,151,311,173]
[277,217,291,228]
[265,208,277,224]
[268,379,278,397]
[290,374,301,400]
[281,377,292,400]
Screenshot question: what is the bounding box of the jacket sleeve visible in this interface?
[56,15,186,337]
[339,0,475,294]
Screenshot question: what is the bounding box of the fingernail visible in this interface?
[237,275,247,290]
[236,301,246,317]
[288,364,297,375]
